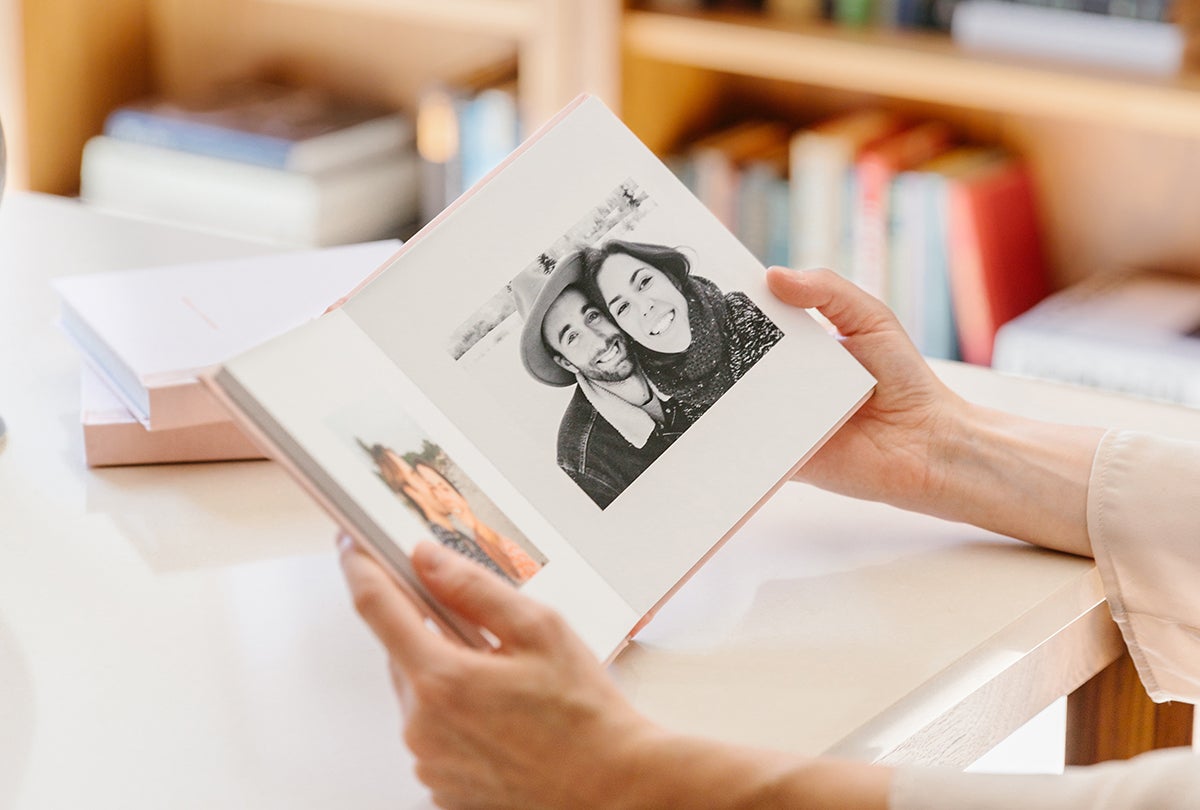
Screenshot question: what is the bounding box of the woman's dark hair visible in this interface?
[580,240,692,309]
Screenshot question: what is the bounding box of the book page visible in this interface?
[219,311,640,660]
[343,97,875,616]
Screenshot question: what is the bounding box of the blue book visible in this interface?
[104,83,413,175]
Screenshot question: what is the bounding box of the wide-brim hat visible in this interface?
[512,251,586,387]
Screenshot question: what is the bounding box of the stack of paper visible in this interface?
[54,240,400,466]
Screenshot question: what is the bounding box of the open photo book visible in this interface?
[203,95,877,662]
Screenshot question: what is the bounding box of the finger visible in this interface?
[338,535,451,666]
[388,657,415,720]
[766,266,895,337]
[412,541,557,650]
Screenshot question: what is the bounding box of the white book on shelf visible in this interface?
[992,270,1200,407]
[80,135,419,247]
[54,240,400,431]
[951,0,1185,76]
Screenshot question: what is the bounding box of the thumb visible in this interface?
[413,541,557,651]
[767,266,895,338]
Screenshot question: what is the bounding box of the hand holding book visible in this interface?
[337,265,1108,809]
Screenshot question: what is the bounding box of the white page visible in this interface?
[220,311,639,660]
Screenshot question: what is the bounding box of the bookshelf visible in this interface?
[4,0,1198,289]
[619,7,1200,289]
[1,0,620,196]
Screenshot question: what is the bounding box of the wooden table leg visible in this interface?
[1066,649,1194,765]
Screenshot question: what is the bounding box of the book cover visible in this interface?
[946,153,1050,366]
[81,366,264,467]
[788,109,907,275]
[203,95,877,662]
[993,269,1200,406]
[951,0,1185,75]
[104,83,414,175]
[54,241,400,431]
[80,135,418,247]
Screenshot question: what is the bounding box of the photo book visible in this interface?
[203,95,877,662]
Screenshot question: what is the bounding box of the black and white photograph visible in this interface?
[448,179,784,509]
[325,397,546,585]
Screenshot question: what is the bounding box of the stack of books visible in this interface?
[53,241,400,467]
[81,82,421,247]
[670,109,1050,365]
[993,269,1200,407]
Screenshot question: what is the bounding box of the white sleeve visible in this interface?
[890,748,1200,810]
[890,430,1200,810]
[1088,429,1200,703]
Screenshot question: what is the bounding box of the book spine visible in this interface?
[104,108,293,169]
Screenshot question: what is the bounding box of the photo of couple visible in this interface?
[355,437,544,585]
[512,239,784,509]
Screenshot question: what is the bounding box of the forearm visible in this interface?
[924,402,1105,557]
[617,729,892,810]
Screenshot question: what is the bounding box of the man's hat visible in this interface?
[512,251,586,387]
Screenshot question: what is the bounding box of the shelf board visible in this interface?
[256,0,538,38]
[624,10,1200,138]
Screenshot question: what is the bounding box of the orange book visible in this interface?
[947,154,1050,366]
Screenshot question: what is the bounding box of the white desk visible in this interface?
[1,192,1195,808]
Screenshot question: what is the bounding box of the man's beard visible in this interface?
[581,336,636,383]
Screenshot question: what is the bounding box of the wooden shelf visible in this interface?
[624,10,1200,139]
[256,0,539,38]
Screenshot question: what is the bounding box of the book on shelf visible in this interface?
[687,119,791,236]
[81,366,263,467]
[201,95,876,661]
[993,269,1200,407]
[103,82,414,175]
[80,135,419,247]
[852,119,955,300]
[53,241,400,431]
[416,61,521,225]
[945,151,1049,366]
[788,109,907,274]
[951,0,1186,75]
[885,147,998,361]
[671,120,792,267]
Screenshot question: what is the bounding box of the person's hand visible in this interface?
[767,267,966,512]
[338,537,658,808]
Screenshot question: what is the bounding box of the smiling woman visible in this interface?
[585,239,784,424]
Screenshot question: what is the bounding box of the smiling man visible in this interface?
[513,251,694,509]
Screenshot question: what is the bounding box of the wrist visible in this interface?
[611,728,891,810]
[930,401,1103,556]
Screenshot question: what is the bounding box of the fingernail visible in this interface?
[416,541,449,574]
[336,532,355,553]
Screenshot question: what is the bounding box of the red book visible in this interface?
[948,155,1050,366]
